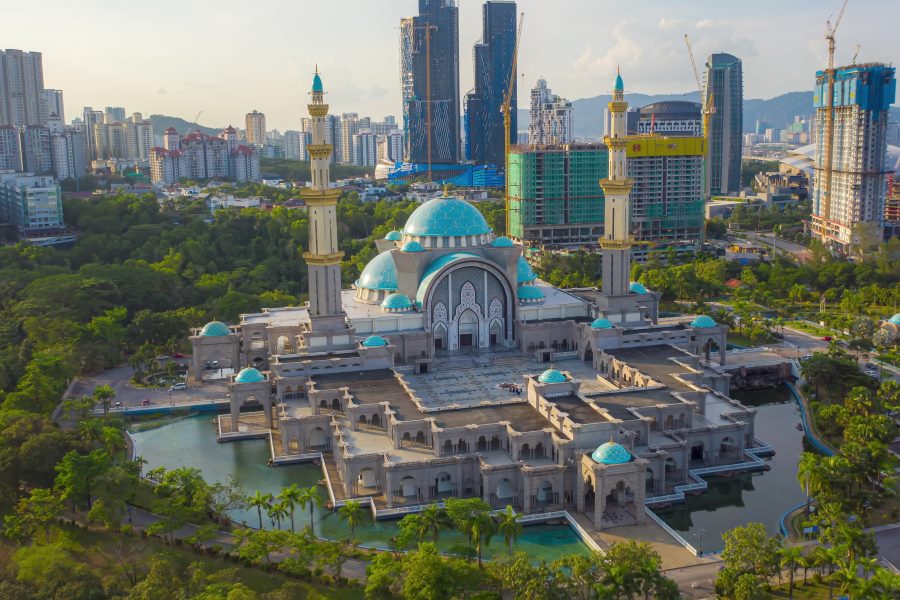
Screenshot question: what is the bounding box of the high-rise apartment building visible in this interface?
[378,130,404,162]
[0,126,22,170]
[352,129,377,167]
[636,102,702,137]
[283,130,302,160]
[42,89,64,122]
[0,50,46,127]
[528,78,573,146]
[21,125,52,174]
[104,106,126,123]
[400,0,460,165]
[82,107,104,159]
[0,172,63,236]
[49,127,87,180]
[124,112,153,160]
[507,143,608,248]
[245,110,266,146]
[704,53,743,195]
[340,113,359,164]
[464,1,517,166]
[150,127,260,185]
[810,63,896,250]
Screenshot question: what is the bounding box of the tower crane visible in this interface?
[193,110,203,127]
[820,0,849,237]
[683,34,714,144]
[503,12,524,236]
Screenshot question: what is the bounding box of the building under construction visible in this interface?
[810,62,896,250]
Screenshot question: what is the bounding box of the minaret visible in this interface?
[599,68,633,297]
[302,68,345,325]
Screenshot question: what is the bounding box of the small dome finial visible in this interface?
[442,184,451,196]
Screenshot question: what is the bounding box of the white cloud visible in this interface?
[695,19,716,29]
[658,17,683,31]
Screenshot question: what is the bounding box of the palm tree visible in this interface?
[268,500,289,530]
[469,511,497,568]
[833,559,859,599]
[858,556,878,581]
[297,485,322,536]
[496,505,522,556]
[278,484,303,533]
[779,546,802,599]
[101,427,127,462]
[418,504,452,544]
[93,384,116,415]
[337,500,364,545]
[798,554,812,585]
[797,452,822,515]
[133,455,147,478]
[868,568,900,598]
[247,490,269,530]
[77,419,103,444]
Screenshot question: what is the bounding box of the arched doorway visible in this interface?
[457,309,478,348]
[358,468,377,491]
[435,472,454,496]
[496,478,515,500]
[308,427,326,449]
[489,319,503,347]
[400,477,417,499]
[536,480,553,506]
[433,323,447,351]
[645,469,655,493]
[690,442,705,464]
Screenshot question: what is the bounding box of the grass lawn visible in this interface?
[771,579,839,598]
[727,331,767,347]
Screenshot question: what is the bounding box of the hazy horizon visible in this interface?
[6,0,897,130]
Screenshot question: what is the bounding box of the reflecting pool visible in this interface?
[653,386,807,552]
[131,414,589,561]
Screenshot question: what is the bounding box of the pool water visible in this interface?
[652,386,808,552]
[131,414,589,562]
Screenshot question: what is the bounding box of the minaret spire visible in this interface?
[302,68,345,323]
[599,69,633,297]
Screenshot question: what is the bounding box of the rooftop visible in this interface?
[605,345,698,392]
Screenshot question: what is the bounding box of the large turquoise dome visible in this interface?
[235,367,265,383]
[200,321,229,336]
[517,256,537,284]
[362,335,388,348]
[591,318,614,329]
[538,369,568,384]
[403,196,491,237]
[691,315,717,328]
[358,251,398,291]
[518,284,545,302]
[591,441,632,465]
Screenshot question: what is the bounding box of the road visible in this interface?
[739,231,811,262]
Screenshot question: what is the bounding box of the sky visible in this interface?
[6,0,898,131]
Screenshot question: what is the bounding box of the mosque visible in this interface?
[190,70,763,530]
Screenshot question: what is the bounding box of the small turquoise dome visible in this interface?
[358,251,398,291]
[362,335,388,348]
[591,441,632,465]
[518,285,545,300]
[384,230,402,241]
[517,255,537,284]
[403,195,491,237]
[381,293,413,310]
[691,315,717,328]
[591,318,614,329]
[889,314,900,325]
[629,282,647,295]
[401,241,425,252]
[492,236,514,247]
[235,367,265,383]
[200,321,229,336]
[538,369,567,384]
[614,71,624,92]
[312,72,324,92]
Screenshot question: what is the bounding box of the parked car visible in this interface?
[172,352,186,358]
[155,354,169,361]
[822,336,833,341]
[169,383,186,391]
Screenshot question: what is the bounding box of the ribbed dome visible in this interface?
[403,196,491,237]
[381,293,413,310]
[518,285,545,301]
[591,318,614,329]
[401,241,425,252]
[517,256,537,284]
[235,367,265,383]
[538,369,567,384]
[362,335,388,347]
[629,282,648,295]
[200,321,229,336]
[492,236,514,247]
[691,315,717,328]
[358,251,398,291]
[591,441,632,465]
[890,314,900,325]
[384,230,402,241]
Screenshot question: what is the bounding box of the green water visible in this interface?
[131,414,588,561]
[652,386,807,552]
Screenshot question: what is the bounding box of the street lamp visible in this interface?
[694,528,706,556]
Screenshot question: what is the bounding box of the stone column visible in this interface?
[593,477,605,529]
[522,476,532,514]
[385,469,394,508]
[230,396,240,431]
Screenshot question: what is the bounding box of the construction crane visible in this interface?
[193,110,203,128]
[852,44,860,64]
[821,0,849,237]
[503,12,524,236]
[683,34,714,144]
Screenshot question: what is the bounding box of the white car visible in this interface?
[169,383,186,391]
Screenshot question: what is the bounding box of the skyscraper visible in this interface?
[283,130,302,160]
[528,78,573,146]
[811,63,896,250]
[82,108,104,159]
[704,53,743,196]
[124,112,153,160]
[42,89,64,122]
[0,50,46,127]
[245,110,266,146]
[400,0,460,166]
[0,126,22,170]
[340,113,359,164]
[464,1,516,167]
[104,106,126,123]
